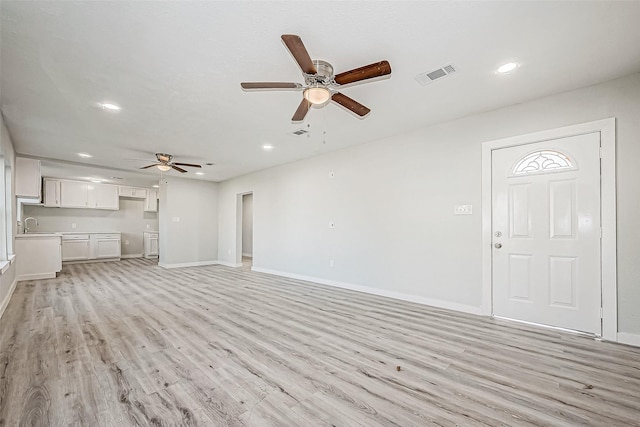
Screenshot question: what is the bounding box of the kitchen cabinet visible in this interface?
[15,157,41,198]
[61,234,91,261]
[144,232,159,258]
[144,189,158,212]
[15,233,62,281]
[94,234,121,259]
[62,232,121,262]
[119,186,147,199]
[43,179,61,207]
[60,180,119,210]
[89,184,119,210]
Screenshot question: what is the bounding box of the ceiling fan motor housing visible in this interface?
[306,60,334,85]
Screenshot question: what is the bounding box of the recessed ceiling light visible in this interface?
[262,144,274,151]
[89,178,103,183]
[497,62,519,74]
[195,172,205,176]
[152,184,159,188]
[100,102,121,110]
[77,152,92,158]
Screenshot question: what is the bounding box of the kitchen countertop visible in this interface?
[15,233,62,238]
[58,231,122,234]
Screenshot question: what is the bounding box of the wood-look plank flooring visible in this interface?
[1,259,639,426]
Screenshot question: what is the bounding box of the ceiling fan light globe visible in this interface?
[304,87,331,105]
[157,164,171,172]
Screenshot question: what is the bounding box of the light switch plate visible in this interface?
[329,221,335,229]
[454,204,473,215]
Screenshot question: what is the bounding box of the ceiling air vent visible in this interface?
[291,129,309,136]
[415,64,457,86]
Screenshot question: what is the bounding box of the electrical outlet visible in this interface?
[125,240,129,245]
[228,249,232,255]
[146,224,150,229]
[71,223,76,229]
[329,260,335,268]
[172,217,180,222]
[454,204,473,215]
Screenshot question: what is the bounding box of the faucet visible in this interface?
[24,217,38,233]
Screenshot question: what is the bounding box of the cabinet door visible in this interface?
[144,189,158,212]
[61,240,90,261]
[43,179,61,207]
[15,157,41,198]
[95,239,121,259]
[149,237,159,256]
[92,184,119,210]
[60,181,89,208]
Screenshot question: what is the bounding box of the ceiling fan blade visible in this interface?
[292,98,311,122]
[281,34,317,75]
[140,164,162,169]
[241,82,302,90]
[174,162,202,168]
[331,92,371,117]
[334,60,392,86]
[171,165,188,173]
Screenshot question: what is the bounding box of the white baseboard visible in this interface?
[17,272,57,282]
[251,267,484,316]
[242,253,253,258]
[121,253,144,259]
[159,260,220,269]
[216,261,243,268]
[617,332,640,347]
[0,278,18,320]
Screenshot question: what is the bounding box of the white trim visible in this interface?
[616,332,640,348]
[252,267,484,316]
[0,261,9,275]
[0,278,18,320]
[216,261,243,268]
[17,272,57,281]
[8,254,16,264]
[481,118,617,341]
[158,260,220,269]
[121,253,144,259]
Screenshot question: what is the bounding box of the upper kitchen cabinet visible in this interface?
[59,180,119,210]
[15,157,41,198]
[119,186,147,199]
[43,178,61,207]
[89,183,119,210]
[60,180,89,208]
[144,189,158,212]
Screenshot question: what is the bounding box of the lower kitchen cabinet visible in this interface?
[62,233,121,262]
[61,235,90,261]
[144,232,159,258]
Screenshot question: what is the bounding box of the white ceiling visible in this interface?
[2,1,640,185]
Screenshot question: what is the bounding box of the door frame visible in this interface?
[481,118,617,341]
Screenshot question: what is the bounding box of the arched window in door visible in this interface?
[511,150,576,176]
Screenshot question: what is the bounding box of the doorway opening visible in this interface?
[240,192,253,269]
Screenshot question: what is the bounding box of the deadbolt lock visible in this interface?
[494,231,502,237]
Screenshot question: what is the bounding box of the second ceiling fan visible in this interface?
[241,34,392,122]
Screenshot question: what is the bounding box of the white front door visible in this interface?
[492,132,601,334]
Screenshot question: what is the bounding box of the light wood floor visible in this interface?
[1,259,639,426]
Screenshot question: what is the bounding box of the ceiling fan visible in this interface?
[241,34,391,122]
[139,153,202,173]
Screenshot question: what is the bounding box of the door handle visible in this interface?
[494,243,502,249]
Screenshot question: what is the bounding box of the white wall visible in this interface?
[218,73,640,334]
[0,113,17,320]
[242,193,253,257]
[159,176,218,267]
[23,199,158,257]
